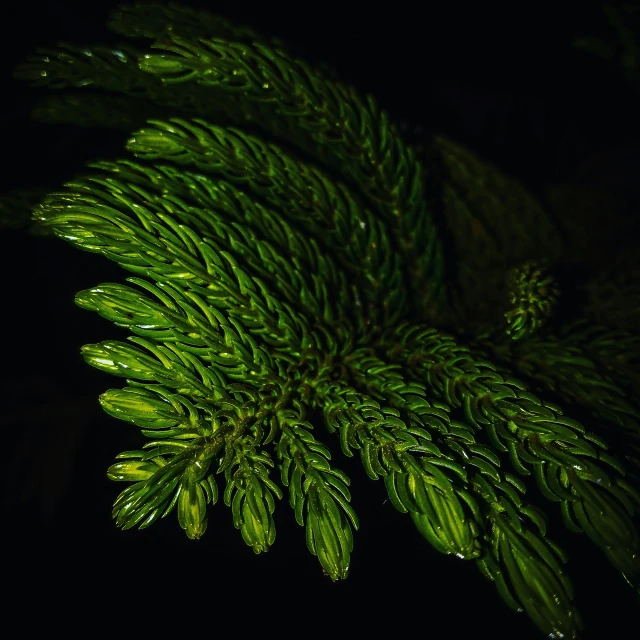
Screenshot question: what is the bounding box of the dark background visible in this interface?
[1,1,638,636]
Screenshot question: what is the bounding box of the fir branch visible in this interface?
[420,135,565,327]
[276,412,358,580]
[474,330,640,470]
[341,347,580,637]
[560,320,640,401]
[381,322,640,587]
[14,27,442,322]
[107,2,287,49]
[108,438,222,535]
[75,163,359,338]
[89,158,357,332]
[503,261,560,341]
[36,180,330,363]
[100,385,211,438]
[124,117,405,326]
[14,41,244,122]
[81,337,230,402]
[11,5,640,636]
[136,35,446,321]
[75,280,276,381]
[314,378,483,559]
[223,437,282,553]
[17,42,159,95]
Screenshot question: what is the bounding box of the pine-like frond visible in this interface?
[9,4,639,638]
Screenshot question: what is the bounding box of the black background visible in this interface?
[1,1,638,637]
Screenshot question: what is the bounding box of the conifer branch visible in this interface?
[11,4,640,636]
[503,261,560,340]
[136,36,445,319]
[78,160,360,336]
[124,117,405,326]
[381,323,640,587]
[474,330,640,471]
[107,2,287,49]
[223,436,282,553]
[277,411,358,580]
[340,347,580,637]
[560,320,640,400]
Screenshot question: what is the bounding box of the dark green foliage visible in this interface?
[7,3,639,638]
